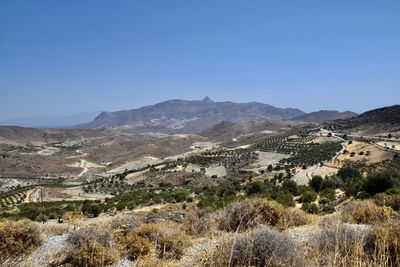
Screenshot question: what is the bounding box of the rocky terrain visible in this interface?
[0,103,399,267]
[79,97,305,133]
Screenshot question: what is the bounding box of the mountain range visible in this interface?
[79,97,305,133]
[0,112,100,128]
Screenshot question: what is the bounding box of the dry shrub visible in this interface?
[311,222,372,266]
[196,225,304,267]
[370,219,400,266]
[341,200,395,224]
[183,207,213,236]
[64,226,120,267]
[374,193,400,211]
[132,222,191,260]
[284,208,311,228]
[0,220,42,265]
[124,232,152,260]
[218,198,292,232]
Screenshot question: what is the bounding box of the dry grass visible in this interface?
[284,207,312,228]
[341,200,395,224]
[64,226,121,267]
[370,219,400,266]
[374,193,400,211]
[195,225,304,267]
[311,222,372,266]
[124,232,152,260]
[38,223,72,236]
[218,198,309,232]
[132,221,191,260]
[183,207,213,236]
[0,220,43,265]
[134,255,181,267]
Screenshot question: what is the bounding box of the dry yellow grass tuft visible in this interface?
[124,232,152,260]
[64,226,121,267]
[0,220,42,265]
[374,193,400,211]
[341,200,395,224]
[371,219,400,266]
[132,221,191,260]
[196,226,304,267]
[218,198,310,232]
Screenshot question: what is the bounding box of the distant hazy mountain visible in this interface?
[79,97,305,133]
[293,110,357,123]
[0,112,100,128]
[0,126,104,144]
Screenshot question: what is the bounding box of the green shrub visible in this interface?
[363,172,399,196]
[300,189,317,203]
[309,176,323,192]
[338,166,361,182]
[246,181,265,195]
[282,180,299,195]
[320,187,336,201]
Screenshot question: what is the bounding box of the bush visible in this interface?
[373,193,400,211]
[246,181,265,195]
[285,208,311,227]
[132,222,191,260]
[183,208,212,236]
[363,172,399,196]
[300,189,318,203]
[309,176,323,192]
[370,219,400,266]
[274,191,295,207]
[320,187,336,201]
[0,220,42,265]
[282,180,299,195]
[312,223,372,265]
[218,198,289,232]
[302,203,319,214]
[338,166,361,182]
[341,200,395,224]
[64,227,120,267]
[124,232,152,260]
[81,204,102,217]
[196,226,304,267]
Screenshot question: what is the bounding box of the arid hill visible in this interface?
[325,105,400,133]
[293,110,357,123]
[80,97,305,133]
[0,126,106,145]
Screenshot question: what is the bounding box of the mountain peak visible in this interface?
[202,96,214,103]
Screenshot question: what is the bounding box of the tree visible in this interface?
[363,172,398,196]
[246,181,265,195]
[338,166,361,182]
[309,176,323,192]
[300,190,317,203]
[267,164,273,172]
[282,180,299,196]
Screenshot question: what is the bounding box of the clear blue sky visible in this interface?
[1,0,399,120]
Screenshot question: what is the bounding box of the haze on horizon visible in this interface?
[1,0,399,121]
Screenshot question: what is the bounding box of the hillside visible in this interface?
[0,126,105,145]
[325,105,400,133]
[80,97,305,133]
[293,110,357,123]
[199,120,292,142]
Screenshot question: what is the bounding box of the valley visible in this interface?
[1,103,399,267]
